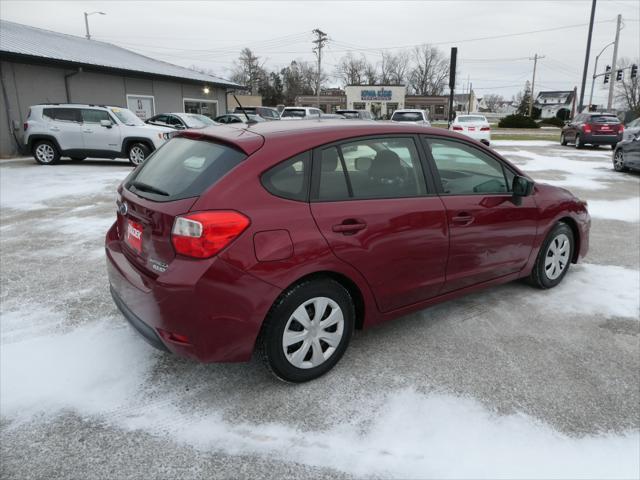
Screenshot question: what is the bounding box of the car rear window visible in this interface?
[590,115,620,124]
[127,137,246,202]
[457,116,486,123]
[281,109,306,118]
[392,112,423,122]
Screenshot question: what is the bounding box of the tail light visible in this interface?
[619,124,624,134]
[582,124,592,134]
[171,210,250,258]
[480,126,491,131]
[452,125,463,131]
[23,122,28,131]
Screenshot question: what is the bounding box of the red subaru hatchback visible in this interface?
[106,121,590,382]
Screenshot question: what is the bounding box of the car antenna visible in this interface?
[232,92,256,125]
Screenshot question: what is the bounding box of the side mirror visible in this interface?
[174,124,186,130]
[512,175,534,205]
[100,119,113,128]
[354,157,372,171]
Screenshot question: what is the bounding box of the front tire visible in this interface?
[32,140,60,165]
[613,150,627,172]
[528,222,574,289]
[560,133,567,146]
[128,142,150,166]
[257,279,355,383]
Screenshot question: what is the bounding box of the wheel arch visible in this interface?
[558,216,581,263]
[281,270,366,330]
[28,134,61,152]
[122,137,155,155]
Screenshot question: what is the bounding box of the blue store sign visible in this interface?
[361,88,393,101]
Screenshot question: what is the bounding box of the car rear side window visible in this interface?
[43,108,81,123]
[128,137,246,202]
[317,137,428,201]
[261,152,310,201]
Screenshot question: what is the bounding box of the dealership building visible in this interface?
[295,85,451,120]
[0,20,240,157]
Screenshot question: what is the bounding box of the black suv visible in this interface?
[561,112,623,149]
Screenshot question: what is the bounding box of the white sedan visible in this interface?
[450,115,491,145]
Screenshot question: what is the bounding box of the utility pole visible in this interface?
[312,29,328,112]
[467,82,472,114]
[607,14,622,111]
[448,47,457,126]
[528,53,545,117]
[578,0,597,113]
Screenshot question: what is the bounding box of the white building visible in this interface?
[345,85,406,119]
[534,90,574,120]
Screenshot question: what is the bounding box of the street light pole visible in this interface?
[588,41,615,109]
[84,11,106,40]
[607,14,622,111]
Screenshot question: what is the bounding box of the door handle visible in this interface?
[332,221,367,235]
[452,213,474,226]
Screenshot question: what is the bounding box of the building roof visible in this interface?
[0,20,240,89]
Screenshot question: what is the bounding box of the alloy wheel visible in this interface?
[35,144,55,163]
[614,151,625,171]
[129,146,145,165]
[282,297,344,369]
[544,233,570,280]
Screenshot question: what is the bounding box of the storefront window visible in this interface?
[435,105,445,115]
[184,99,218,119]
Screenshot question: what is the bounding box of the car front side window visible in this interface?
[425,137,511,195]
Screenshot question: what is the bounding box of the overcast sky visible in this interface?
[2,0,639,104]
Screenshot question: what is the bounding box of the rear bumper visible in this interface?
[105,222,282,363]
[582,133,621,145]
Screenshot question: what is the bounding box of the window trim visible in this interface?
[421,135,519,197]
[310,134,435,203]
[260,151,312,203]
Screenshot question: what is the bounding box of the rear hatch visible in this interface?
[590,115,621,135]
[116,133,258,275]
[452,116,489,133]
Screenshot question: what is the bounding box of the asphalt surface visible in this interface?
[1,142,639,479]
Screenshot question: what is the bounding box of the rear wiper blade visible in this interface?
[130,180,169,196]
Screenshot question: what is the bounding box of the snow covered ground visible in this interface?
[1,148,639,479]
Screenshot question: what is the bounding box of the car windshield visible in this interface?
[392,112,423,122]
[338,111,360,119]
[591,115,620,124]
[178,115,209,128]
[190,114,216,126]
[457,116,486,123]
[281,109,306,118]
[109,107,145,126]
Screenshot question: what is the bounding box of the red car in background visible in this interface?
[561,112,624,149]
[106,121,590,382]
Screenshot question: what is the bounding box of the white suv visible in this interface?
[24,104,174,165]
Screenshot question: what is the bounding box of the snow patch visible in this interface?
[0,163,129,210]
[1,316,638,479]
[587,198,640,223]
[524,264,640,319]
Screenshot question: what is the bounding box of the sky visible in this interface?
[1,0,639,105]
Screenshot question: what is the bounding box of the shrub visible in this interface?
[498,114,540,129]
[538,117,565,127]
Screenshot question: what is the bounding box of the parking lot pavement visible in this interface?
[1,144,639,479]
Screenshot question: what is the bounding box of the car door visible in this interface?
[623,135,640,169]
[43,108,84,150]
[81,109,121,153]
[423,136,538,293]
[309,135,449,313]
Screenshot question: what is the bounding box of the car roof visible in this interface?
[393,109,425,113]
[35,103,116,109]
[175,119,466,156]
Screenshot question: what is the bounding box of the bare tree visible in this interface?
[363,60,378,85]
[380,51,409,85]
[280,60,319,105]
[230,48,267,95]
[483,93,505,112]
[615,57,639,115]
[408,45,449,95]
[335,53,367,86]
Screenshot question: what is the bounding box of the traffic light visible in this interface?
[616,69,623,81]
[632,64,638,79]
[604,65,611,84]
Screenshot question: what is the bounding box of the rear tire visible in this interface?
[257,279,355,383]
[560,133,568,146]
[128,142,150,166]
[32,140,60,165]
[528,222,574,289]
[574,134,583,149]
